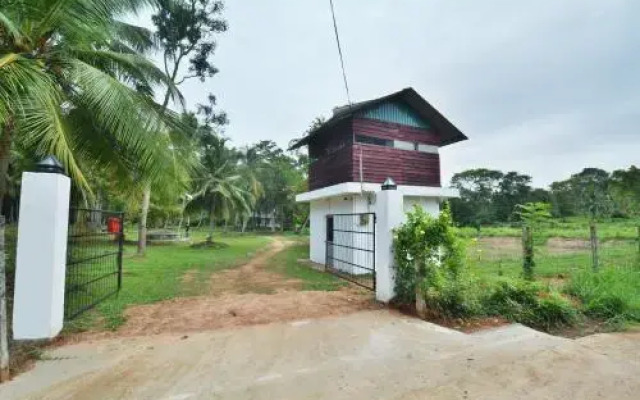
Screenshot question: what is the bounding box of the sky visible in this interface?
[140,0,640,188]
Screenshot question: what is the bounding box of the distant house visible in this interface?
[248,210,280,231]
[290,87,468,265]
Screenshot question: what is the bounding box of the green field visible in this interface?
[457,217,640,241]
[458,223,640,332]
[465,237,638,280]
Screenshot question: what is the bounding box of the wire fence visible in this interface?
[461,223,640,281]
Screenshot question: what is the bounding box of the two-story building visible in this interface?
[291,87,467,268]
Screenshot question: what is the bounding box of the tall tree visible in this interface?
[0,0,182,198]
[450,168,504,226]
[1,0,184,382]
[137,0,228,254]
[493,172,533,222]
[550,168,613,220]
[609,166,640,217]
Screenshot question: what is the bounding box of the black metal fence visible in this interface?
[65,208,124,320]
[325,213,376,290]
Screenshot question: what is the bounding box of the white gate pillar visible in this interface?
[375,178,404,303]
[13,156,70,340]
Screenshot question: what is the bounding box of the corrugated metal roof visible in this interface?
[357,101,430,128]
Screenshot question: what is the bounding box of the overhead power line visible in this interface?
[329,0,352,105]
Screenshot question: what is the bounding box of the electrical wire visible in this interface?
[329,0,352,105]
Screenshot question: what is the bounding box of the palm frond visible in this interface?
[0,10,22,41]
[111,20,157,53]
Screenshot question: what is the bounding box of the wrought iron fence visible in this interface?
[325,213,376,290]
[65,208,124,320]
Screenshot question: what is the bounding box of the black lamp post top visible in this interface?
[35,155,65,174]
[381,177,397,190]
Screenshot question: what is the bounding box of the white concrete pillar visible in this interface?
[13,158,70,339]
[375,180,404,303]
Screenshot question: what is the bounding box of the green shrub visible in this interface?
[534,292,579,331]
[482,278,578,331]
[420,269,482,318]
[394,204,474,318]
[393,203,464,305]
[566,268,640,322]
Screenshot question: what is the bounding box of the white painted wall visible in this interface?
[309,195,361,265]
[13,172,70,339]
[309,193,442,269]
[309,199,328,264]
[403,196,440,217]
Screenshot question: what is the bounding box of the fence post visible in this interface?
[522,226,534,280]
[636,226,640,268]
[590,222,599,272]
[12,156,70,340]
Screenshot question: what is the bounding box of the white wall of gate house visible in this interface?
[298,182,458,302]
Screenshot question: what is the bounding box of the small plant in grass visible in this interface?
[566,268,640,324]
[482,278,578,331]
[515,202,553,281]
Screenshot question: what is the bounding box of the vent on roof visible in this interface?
[332,104,351,115]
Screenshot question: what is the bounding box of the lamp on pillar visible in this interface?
[381,177,397,191]
[35,155,65,175]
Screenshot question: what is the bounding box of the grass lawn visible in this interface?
[68,234,271,331]
[265,237,347,291]
[460,235,640,332]
[466,239,638,280]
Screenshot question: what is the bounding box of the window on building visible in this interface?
[355,134,439,154]
[393,140,415,151]
[355,134,393,147]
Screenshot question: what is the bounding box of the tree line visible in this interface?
[450,166,640,226]
[0,0,311,257]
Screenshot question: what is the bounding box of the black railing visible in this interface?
[325,213,376,290]
[64,208,124,320]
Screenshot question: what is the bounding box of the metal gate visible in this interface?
[325,212,376,290]
[65,208,124,320]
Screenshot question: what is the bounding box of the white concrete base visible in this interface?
[13,172,70,340]
[299,182,457,302]
[305,188,443,266]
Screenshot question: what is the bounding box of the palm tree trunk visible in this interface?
[207,201,216,243]
[298,215,309,234]
[241,217,248,233]
[0,217,9,382]
[197,211,204,228]
[0,119,14,209]
[135,82,173,254]
[137,185,151,255]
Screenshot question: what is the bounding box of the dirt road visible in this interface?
[70,237,378,340]
[1,310,638,399]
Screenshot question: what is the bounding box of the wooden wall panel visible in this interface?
[309,145,354,190]
[352,144,441,187]
[352,118,440,145]
[307,117,442,190]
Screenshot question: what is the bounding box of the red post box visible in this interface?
[107,216,121,233]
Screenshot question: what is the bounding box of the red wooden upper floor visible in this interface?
[290,88,467,191]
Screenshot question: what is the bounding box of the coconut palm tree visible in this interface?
[0,0,183,200]
[190,132,258,242]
